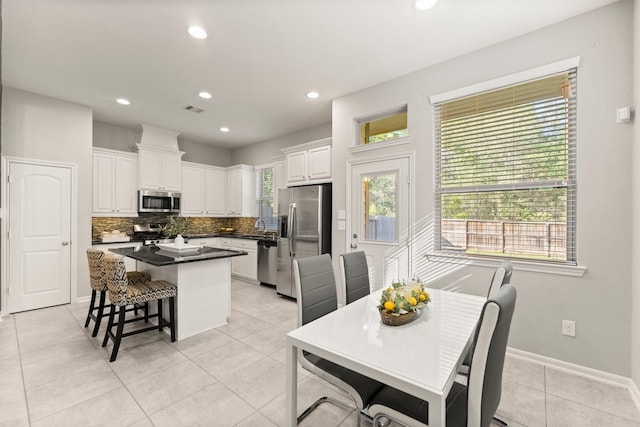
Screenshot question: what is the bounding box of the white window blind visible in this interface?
[434,69,577,264]
[255,166,277,230]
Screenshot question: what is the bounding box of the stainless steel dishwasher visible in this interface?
[257,238,277,286]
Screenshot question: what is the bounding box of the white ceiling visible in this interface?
[2,0,618,148]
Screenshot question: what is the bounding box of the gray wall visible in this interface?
[631,0,640,387]
[231,122,331,165]
[333,0,634,375]
[93,120,232,167]
[2,87,94,299]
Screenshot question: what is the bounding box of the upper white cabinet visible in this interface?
[283,138,332,186]
[92,148,138,216]
[137,145,184,191]
[181,162,226,217]
[226,164,255,217]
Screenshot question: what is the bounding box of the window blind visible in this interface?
[434,69,577,263]
[255,167,277,230]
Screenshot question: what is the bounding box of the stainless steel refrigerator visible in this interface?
[276,184,332,298]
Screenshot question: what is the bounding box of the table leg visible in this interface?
[285,340,298,426]
[430,396,445,426]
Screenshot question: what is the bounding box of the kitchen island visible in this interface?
[110,245,247,340]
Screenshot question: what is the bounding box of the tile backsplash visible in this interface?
[92,214,260,240]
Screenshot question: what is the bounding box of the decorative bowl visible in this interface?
[379,309,419,326]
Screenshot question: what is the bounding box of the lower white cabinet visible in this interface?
[216,238,257,283]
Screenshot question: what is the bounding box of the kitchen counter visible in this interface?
[109,245,247,267]
[92,232,277,246]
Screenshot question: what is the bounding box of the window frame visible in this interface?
[430,58,581,270]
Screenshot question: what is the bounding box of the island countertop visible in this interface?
[109,245,247,267]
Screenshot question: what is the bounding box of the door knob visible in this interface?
[350,243,358,249]
[61,241,70,246]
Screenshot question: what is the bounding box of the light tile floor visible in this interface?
[1,279,639,426]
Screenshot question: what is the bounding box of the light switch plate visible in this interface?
[617,107,631,123]
[338,210,346,220]
[338,220,346,230]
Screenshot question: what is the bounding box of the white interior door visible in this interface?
[8,162,72,313]
[349,156,411,292]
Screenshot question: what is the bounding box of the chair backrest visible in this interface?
[86,248,107,291]
[487,260,512,299]
[103,254,129,304]
[293,254,338,327]
[467,283,516,427]
[339,251,370,305]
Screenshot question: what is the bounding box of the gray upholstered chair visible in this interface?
[339,251,371,305]
[85,249,152,337]
[101,254,177,362]
[293,254,383,425]
[459,260,513,374]
[368,284,517,427]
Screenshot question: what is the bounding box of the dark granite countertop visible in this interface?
[109,245,247,267]
[93,232,277,246]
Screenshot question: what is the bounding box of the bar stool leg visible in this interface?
[157,299,164,332]
[169,296,176,342]
[84,289,97,328]
[102,304,116,348]
[110,306,127,362]
[91,290,107,337]
[144,302,149,323]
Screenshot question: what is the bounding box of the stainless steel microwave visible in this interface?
[138,190,181,213]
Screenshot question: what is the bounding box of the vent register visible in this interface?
[184,105,205,113]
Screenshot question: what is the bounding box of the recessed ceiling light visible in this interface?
[220,127,230,133]
[198,91,212,99]
[306,91,319,99]
[188,25,207,39]
[116,98,130,105]
[414,0,438,11]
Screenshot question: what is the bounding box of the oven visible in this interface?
[138,190,181,213]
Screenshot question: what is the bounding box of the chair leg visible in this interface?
[84,289,97,328]
[169,296,176,342]
[157,299,164,332]
[144,302,149,323]
[102,304,116,347]
[297,396,357,424]
[91,290,107,337]
[109,306,127,362]
[493,416,509,427]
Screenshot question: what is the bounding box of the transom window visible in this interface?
[358,107,408,145]
[433,69,577,264]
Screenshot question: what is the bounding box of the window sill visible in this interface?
[348,136,411,154]
[425,253,587,277]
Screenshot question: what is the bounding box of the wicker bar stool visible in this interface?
[85,249,152,337]
[101,253,177,362]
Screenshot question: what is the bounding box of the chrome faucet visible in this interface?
[254,217,266,232]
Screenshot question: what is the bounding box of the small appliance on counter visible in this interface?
[101,230,130,243]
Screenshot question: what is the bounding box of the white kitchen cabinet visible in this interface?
[181,163,226,216]
[181,163,206,215]
[205,168,226,215]
[138,145,184,191]
[187,237,220,248]
[92,148,138,216]
[229,239,258,283]
[283,138,332,186]
[226,165,255,217]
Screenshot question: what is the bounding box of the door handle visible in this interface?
[350,243,358,249]
[61,241,70,246]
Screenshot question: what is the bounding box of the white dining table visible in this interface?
[285,288,486,426]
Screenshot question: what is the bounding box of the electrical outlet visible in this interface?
[562,320,576,337]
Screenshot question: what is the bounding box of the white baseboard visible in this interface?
[75,295,92,304]
[507,347,640,412]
